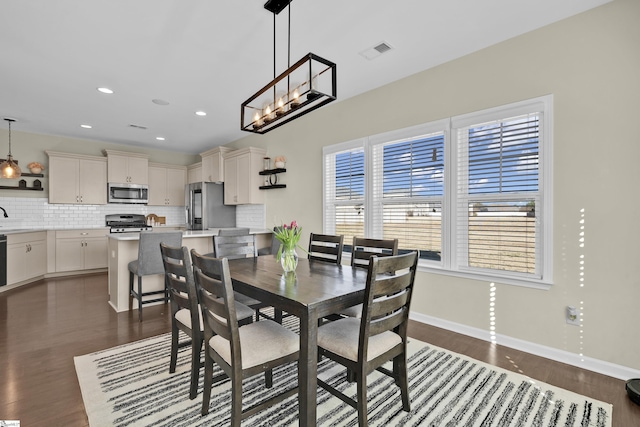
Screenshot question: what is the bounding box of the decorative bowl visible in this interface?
[275,161,285,169]
[29,167,42,174]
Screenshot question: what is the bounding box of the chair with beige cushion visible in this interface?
[128,231,182,321]
[340,236,399,318]
[161,244,254,400]
[191,250,299,423]
[317,251,418,427]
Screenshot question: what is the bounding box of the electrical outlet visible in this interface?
[566,306,580,326]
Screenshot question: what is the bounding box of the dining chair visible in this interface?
[308,232,344,264]
[191,251,300,423]
[213,233,270,322]
[217,227,251,236]
[340,236,399,318]
[160,243,203,400]
[128,231,182,321]
[317,251,418,427]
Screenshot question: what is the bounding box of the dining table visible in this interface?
[227,255,368,427]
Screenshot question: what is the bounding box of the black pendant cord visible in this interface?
[287,1,291,94]
[273,12,277,105]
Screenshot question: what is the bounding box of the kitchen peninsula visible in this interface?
[107,229,271,312]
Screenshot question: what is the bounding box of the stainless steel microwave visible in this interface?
[108,183,149,204]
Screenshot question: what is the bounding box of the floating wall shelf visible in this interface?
[259,168,286,190]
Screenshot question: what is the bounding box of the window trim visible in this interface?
[323,95,553,288]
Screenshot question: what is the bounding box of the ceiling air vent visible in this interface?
[359,41,394,60]
[128,124,148,130]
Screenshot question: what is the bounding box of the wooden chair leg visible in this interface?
[265,368,273,388]
[231,375,243,427]
[397,355,410,411]
[201,354,213,416]
[356,372,368,427]
[169,323,179,373]
[189,336,202,400]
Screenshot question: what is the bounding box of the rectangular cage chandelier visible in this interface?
[241,0,337,134]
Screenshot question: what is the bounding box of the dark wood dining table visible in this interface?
[227,255,368,427]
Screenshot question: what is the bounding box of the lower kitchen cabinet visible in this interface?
[55,229,109,272]
[7,232,47,285]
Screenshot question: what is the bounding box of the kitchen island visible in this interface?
[106,229,271,312]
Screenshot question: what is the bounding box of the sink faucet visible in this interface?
[0,207,7,218]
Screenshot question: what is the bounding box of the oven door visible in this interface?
[108,183,149,204]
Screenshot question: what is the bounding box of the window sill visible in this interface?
[416,263,552,290]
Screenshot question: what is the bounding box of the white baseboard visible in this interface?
[410,311,640,381]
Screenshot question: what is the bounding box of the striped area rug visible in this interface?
[75,319,612,426]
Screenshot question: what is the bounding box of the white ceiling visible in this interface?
[0,0,611,154]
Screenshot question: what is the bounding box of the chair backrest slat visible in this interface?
[213,234,257,259]
[351,237,398,269]
[308,233,344,264]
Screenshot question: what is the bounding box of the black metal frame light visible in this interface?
[241,1,337,134]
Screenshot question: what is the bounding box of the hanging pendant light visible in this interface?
[241,0,337,134]
[0,118,21,179]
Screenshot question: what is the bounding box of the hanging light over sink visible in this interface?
[0,118,21,179]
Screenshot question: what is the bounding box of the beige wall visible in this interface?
[0,130,200,198]
[228,0,640,369]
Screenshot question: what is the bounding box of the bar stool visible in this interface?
[129,231,183,321]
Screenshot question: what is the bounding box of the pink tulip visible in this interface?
[291,220,298,228]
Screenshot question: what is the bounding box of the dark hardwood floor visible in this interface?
[1,273,638,426]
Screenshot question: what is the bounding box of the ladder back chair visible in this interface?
[341,237,399,318]
[191,251,300,424]
[212,233,269,322]
[317,251,418,427]
[308,233,344,264]
[160,243,202,400]
[128,231,182,321]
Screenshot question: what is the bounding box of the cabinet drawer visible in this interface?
[56,229,109,239]
[7,231,47,245]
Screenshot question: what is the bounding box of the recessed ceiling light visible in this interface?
[80,124,92,129]
[156,137,165,141]
[152,99,170,106]
[195,111,207,116]
[97,87,114,94]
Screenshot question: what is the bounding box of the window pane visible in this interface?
[335,204,364,251]
[383,203,442,261]
[467,200,536,274]
[383,134,444,198]
[335,149,365,200]
[468,114,539,194]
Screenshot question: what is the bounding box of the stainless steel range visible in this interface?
[106,214,152,233]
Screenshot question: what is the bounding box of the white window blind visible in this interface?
[455,113,542,277]
[372,132,444,260]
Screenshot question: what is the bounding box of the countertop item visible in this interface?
[106,228,272,241]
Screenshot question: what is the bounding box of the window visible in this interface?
[323,96,553,287]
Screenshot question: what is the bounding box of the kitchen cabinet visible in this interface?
[223,147,266,205]
[7,232,47,285]
[148,163,187,206]
[47,151,107,204]
[201,146,231,183]
[103,150,149,185]
[187,162,202,184]
[55,229,108,272]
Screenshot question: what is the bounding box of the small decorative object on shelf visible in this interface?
[274,155,286,169]
[27,162,45,174]
[263,157,271,170]
[274,220,306,273]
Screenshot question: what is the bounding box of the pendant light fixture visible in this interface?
[241,0,337,134]
[0,118,21,179]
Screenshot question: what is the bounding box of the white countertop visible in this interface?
[106,228,272,241]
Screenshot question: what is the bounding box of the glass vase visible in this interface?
[280,247,299,273]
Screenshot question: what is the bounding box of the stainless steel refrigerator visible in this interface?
[185,182,236,230]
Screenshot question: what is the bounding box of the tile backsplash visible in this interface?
[0,197,265,230]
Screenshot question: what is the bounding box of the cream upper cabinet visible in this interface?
[46,151,107,204]
[7,232,47,285]
[201,146,231,183]
[223,147,266,205]
[148,163,187,206]
[103,150,149,185]
[187,162,202,184]
[55,229,108,272]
